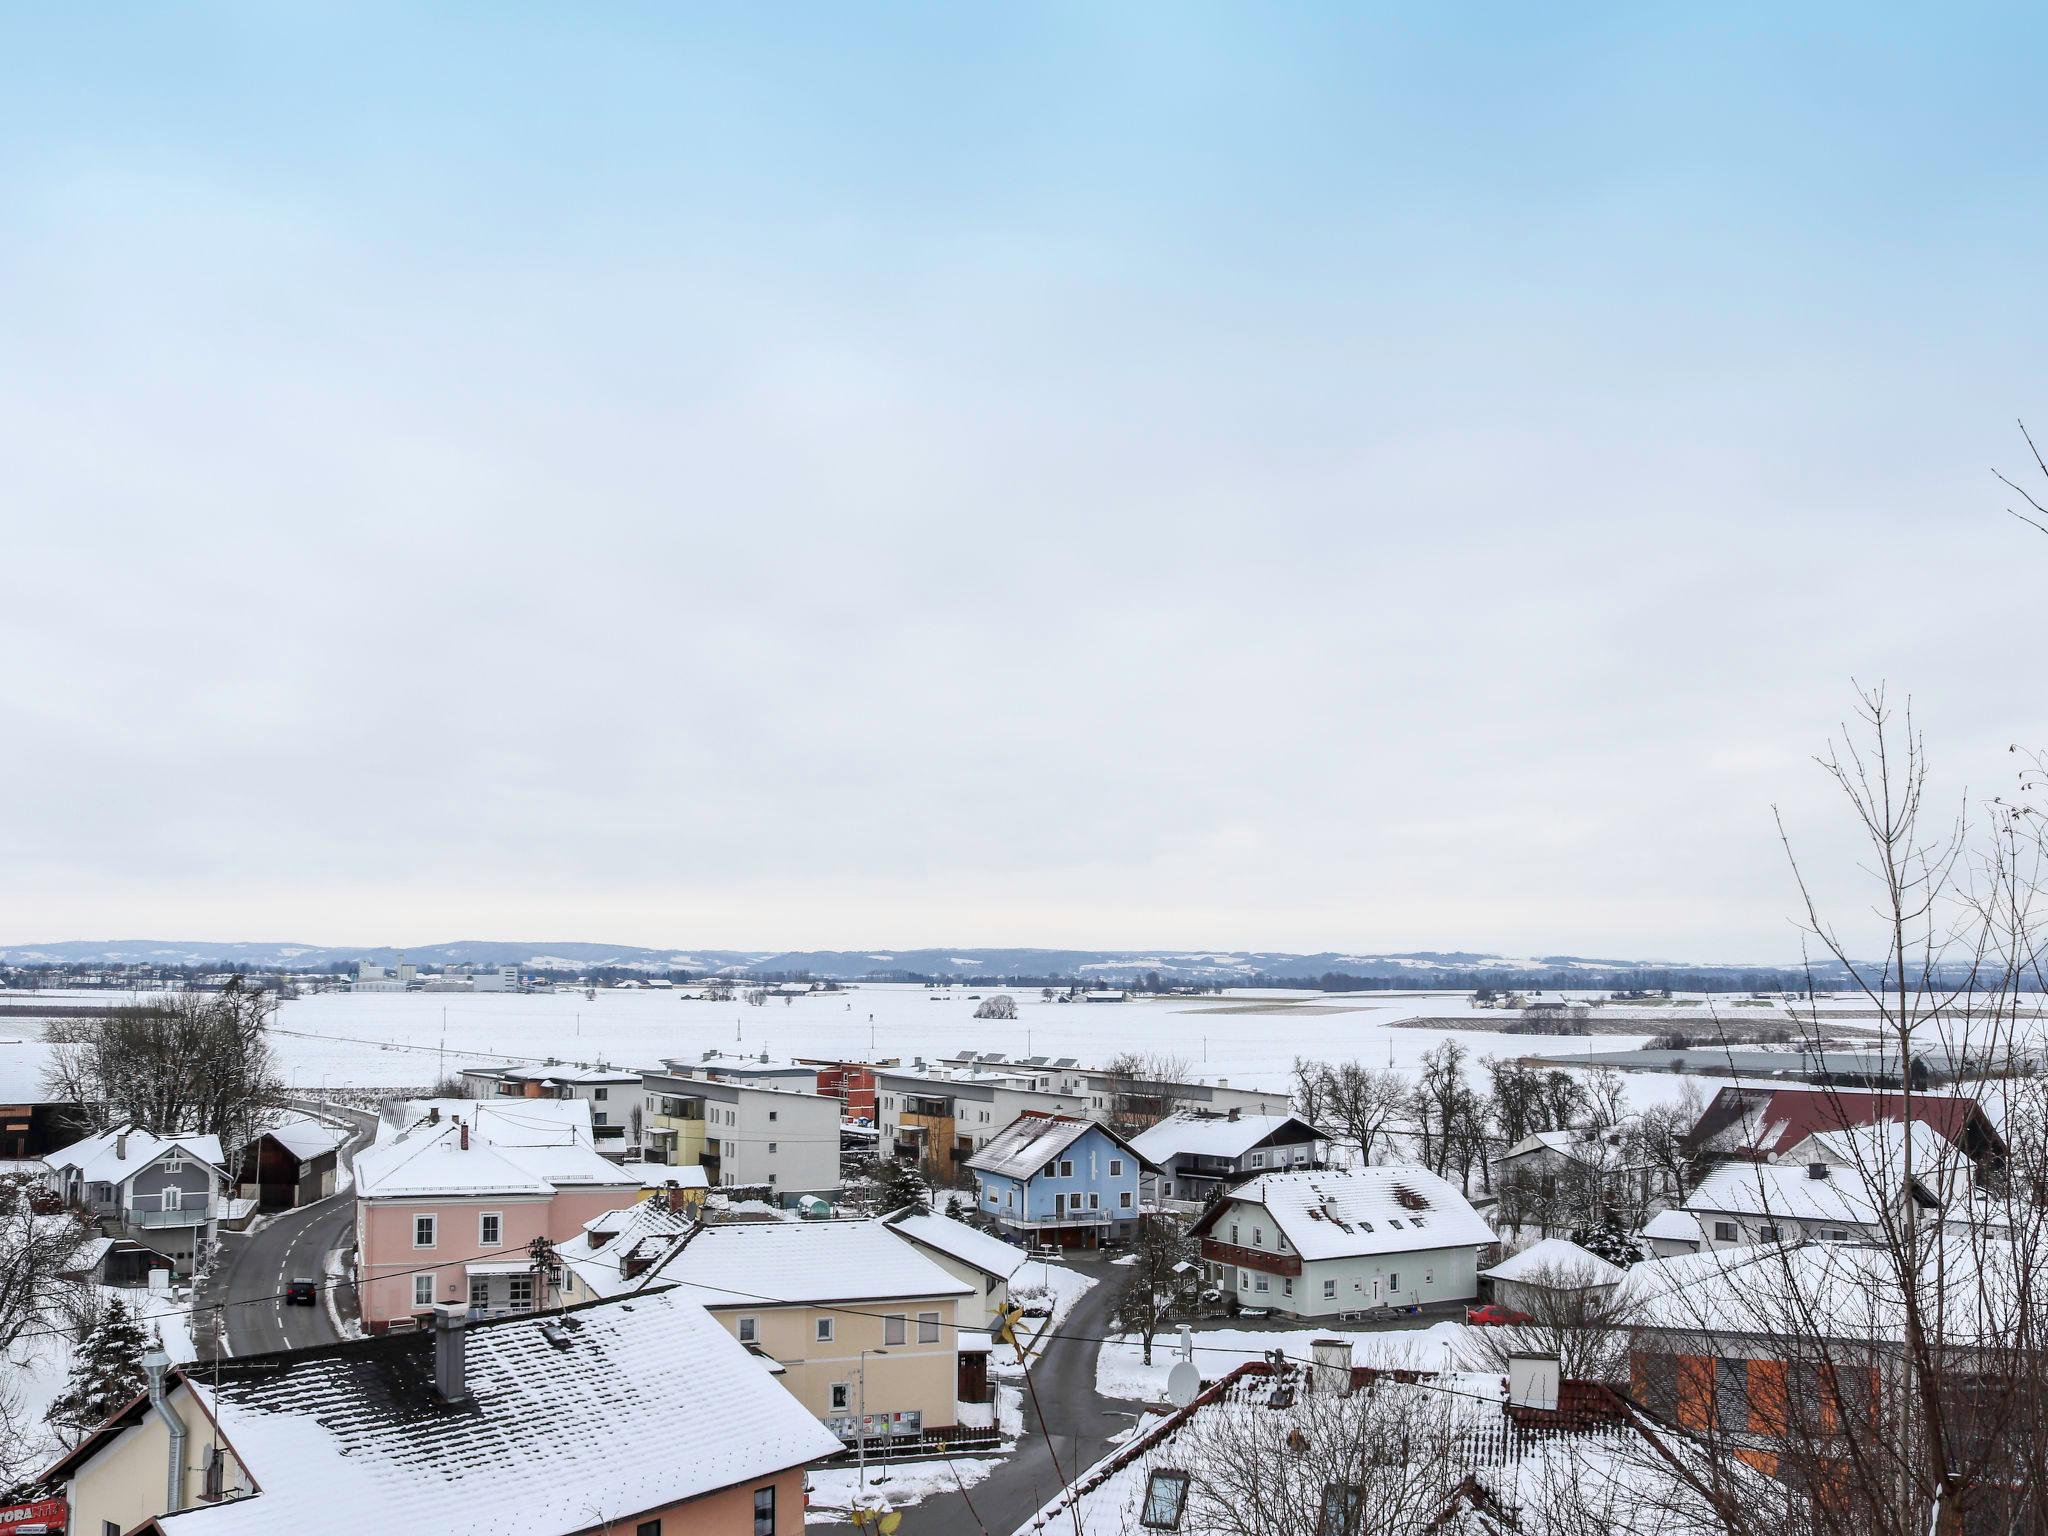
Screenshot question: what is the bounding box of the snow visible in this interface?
[992,1262,1095,1376]
[803,1456,998,1521]
[6,1283,198,1475]
[1095,1321,1481,1402]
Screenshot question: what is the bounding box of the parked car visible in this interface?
[1465,1303,1533,1326]
[285,1277,319,1307]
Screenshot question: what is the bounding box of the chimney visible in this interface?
[429,1106,441,1126]
[432,1303,470,1404]
[460,1120,469,1151]
[1227,1107,1240,1122]
[1808,1162,1829,1180]
[116,1131,129,1160]
[1507,1352,1560,1414]
[1310,1337,1353,1396]
[143,1348,186,1512]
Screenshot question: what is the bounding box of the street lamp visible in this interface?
[857,1347,889,1491]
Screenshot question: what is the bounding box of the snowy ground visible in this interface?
[992,1262,1095,1376]
[803,1456,999,1521]
[1095,1321,1482,1402]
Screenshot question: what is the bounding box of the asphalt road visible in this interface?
[208,1102,377,1357]
[901,1259,1144,1536]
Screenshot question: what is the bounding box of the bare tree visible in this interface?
[1320,1062,1411,1166]
[1099,1051,1194,1135]
[1113,1213,1196,1365]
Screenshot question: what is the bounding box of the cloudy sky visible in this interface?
[4,5,2044,960]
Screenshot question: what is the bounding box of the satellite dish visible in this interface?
[1166,1361,1201,1408]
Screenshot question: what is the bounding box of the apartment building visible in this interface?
[938,1051,1292,1125]
[459,1061,649,1157]
[641,1070,841,1201]
[874,1067,1093,1181]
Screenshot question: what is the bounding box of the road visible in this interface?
[906,1259,1144,1536]
[203,1102,378,1358]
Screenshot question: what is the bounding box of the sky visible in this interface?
[3,5,2046,961]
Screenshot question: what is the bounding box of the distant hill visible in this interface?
[0,938,1845,987]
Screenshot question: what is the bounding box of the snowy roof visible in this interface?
[653,1218,975,1307]
[476,1062,644,1085]
[1640,1208,1703,1243]
[1494,1128,1636,1171]
[615,1161,709,1191]
[1128,1110,1319,1164]
[1480,1237,1624,1287]
[44,1126,226,1184]
[1682,1159,1924,1227]
[883,1207,1029,1281]
[0,1039,63,1104]
[965,1113,1146,1180]
[558,1201,697,1299]
[255,1115,349,1162]
[1781,1121,1971,1198]
[141,1290,840,1535]
[353,1124,554,1199]
[1197,1166,1495,1261]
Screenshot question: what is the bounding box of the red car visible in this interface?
[1465,1303,1533,1327]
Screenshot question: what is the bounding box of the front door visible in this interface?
[1370,1277,1382,1305]
[469,1277,490,1318]
[1055,1192,1066,1217]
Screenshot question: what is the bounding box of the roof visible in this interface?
[1682,1159,1925,1227]
[0,1039,65,1104]
[1682,1085,2004,1162]
[1195,1166,1495,1261]
[472,1062,645,1085]
[1493,1128,1637,1172]
[136,1290,840,1535]
[1128,1110,1320,1164]
[44,1125,226,1184]
[883,1207,1029,1281]
[615,1161,708,1191]
[353,1124,554,1199]
[1480,1237,1624,1287]
[653,1218,975,1307]
[1640,1208,1703,1243]
[964,1112,1147,1180]
[557,1201,697,1299]
[377,1098,593,1145]
[255,1115,349,1162]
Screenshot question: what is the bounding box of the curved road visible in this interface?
[202,1103,377,1358]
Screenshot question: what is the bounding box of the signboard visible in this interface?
[825,1410,923,1441]
[0,1496,65,1533]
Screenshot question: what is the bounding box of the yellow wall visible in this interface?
[710,1297,960,1433]
[65,1382,251,1536]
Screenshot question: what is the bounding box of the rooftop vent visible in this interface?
[1808,1162,1830,1180]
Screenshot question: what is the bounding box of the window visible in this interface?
[594,1112,608,1126]
[769,1110,778,1122]
[1141,1470,1190,1530]
[1388,1219,1403,1230]
[1714,1221,1737,1243]
[1121,1191,1133,1209]
[1230,1223,1239,1244]
[1249,1152,1265,1168]
[1109,1159,1123,1176]
[754,1485,776,1536]
[480,1213,502,1246]
[508,1275,534,1311]
[1283,1277,1294,1296]
[107,1523,124,1536]
[413,1273,435,1308]
[638,1521,662,1536]
[1089,1192,1100,1209]
[1823,1227,1849,1242]
[886,1314,907,1345]
[1323,1278,1336,1299]
[739,1317,757,1344]
[413,1214,437,1249]
[830,1383,851,1411]
[918,1311,940,1343]
[595,1088,609,1101]
[816,1318,835,1342]
[1252,1227,1264,1247]
[1318,1483,1363,1536]
[1388,1272,1400,1292]
[1059,1160,1074,1177]
[1254,1274,1269,1293]
[1410,1216,1426,1228]
[1758,1224,1781,1242]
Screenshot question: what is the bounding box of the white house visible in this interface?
[44,1126,227,1272]
[1479,1236,1625,1315]
[1128,1109,1327,1207]
[1189,1166,1496,1319]
[1681,1156,1939,1251]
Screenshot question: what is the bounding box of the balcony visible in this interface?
[128,1198,226,1229]
[1199,1237,1301,1276]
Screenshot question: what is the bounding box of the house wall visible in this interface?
[896,1244,1010,1329]
[1688,1208,1878,1252]
[1208,1196,1482,1315]
[64,1384,251,1536]
[129,1158,217,1214]
[357,1193,566,1329]
[708,1298,960,1433]
[589,1465,809,1536]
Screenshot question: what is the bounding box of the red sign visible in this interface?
[0,1497,63,1533]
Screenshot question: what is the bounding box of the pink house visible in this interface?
[353,1107,643,1332]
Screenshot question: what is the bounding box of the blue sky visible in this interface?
[3,6,2044,957]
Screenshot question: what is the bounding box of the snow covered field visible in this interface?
[1096,1321,1481,1402]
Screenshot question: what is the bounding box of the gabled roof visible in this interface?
[557,1201,696,1300]
[964,1112,1149,1180]
[1641,1208,1703,1244]
[1682,1159,1932,1227]
[45,1126,226,1184]
[1480,1237,1623,1287]
[1193,1166,1495,1261]
[652,1217,975,1307]
[127,1290,840,1534]
[1682,1086,2004,1163]
[253,1114,349,1162]
[883,1206,1028,1282]
[1128,1110,1321,1164]
[376,1098,593,1145]
[353,1124,554,1199]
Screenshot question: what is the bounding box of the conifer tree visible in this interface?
[47,1298,149,1443]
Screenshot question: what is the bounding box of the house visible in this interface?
[459,1062,651,1157]
[1128,1109,1328,1207]
[1679,1085,2006,1168]
[965,1112,1150,1249]
[235,1114,348,1211]
[42,1288,839,1536]
[352,1107,643,1332]
[1479,1237,1625,1315]
[555,1196,697,1302]
[1189,1166,1496,1317]
[660,1050,823,1090]
[641,1070,841,1202]
[938,1051,1292,1125]
[611,1159,711,1212]
[874,1067,1094,1181]
[1681,1156,1940,1251]
[0,1039,85,1157]
[1777,1119,1978,1204]
[1639,1207,1705,1258]
[44,1126,227,1273]
[881,1205,1030,1327]
[798,1058,895,1122]
[1489,1127,1668,1220]
[649,1217,975,1441]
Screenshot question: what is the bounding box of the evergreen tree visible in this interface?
[875,1158,928,1212]
[1569,1204,1640,1268]
[47,1298,148,1443]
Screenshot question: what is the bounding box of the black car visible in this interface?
[285,1278,318,1306]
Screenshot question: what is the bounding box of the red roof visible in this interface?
[1687,1086,2003,1161]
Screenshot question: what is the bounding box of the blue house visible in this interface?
[965,1112,1151,1250]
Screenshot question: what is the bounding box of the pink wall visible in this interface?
[358,1189,636,1329]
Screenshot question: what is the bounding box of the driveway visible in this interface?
[872,1257,1146,1536]
[200,1102,378,1358]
